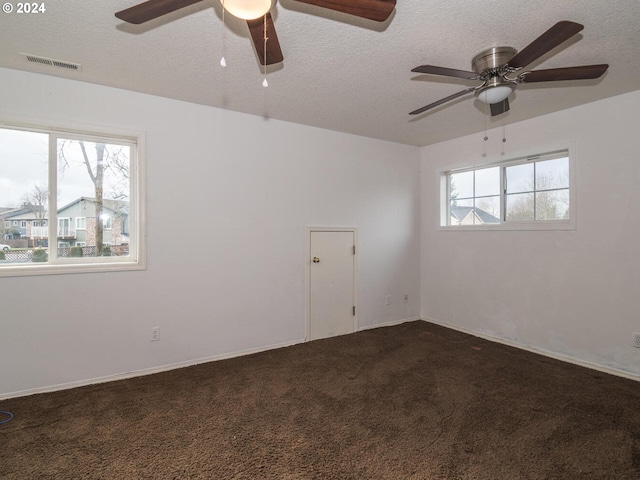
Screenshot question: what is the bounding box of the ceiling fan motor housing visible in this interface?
[472,46,517,74]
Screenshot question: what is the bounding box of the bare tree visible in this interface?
[79,143,106,253]
[476,196,500,219]
[450,180,459,207]
[506,172,569,221]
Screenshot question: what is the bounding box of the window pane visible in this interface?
[0,128,49,265]
[536,189,569,220]
[57,139,130,258]
[458,199,473,207]
[450,171,473,199]
[475,196,500,223]
[475,166,500,197]
[506,193,534,221]
[536,157,569,191]
[506,163,534,194]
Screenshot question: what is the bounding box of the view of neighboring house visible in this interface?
[450,206,500,226]
[0,197,129,248]
[55,197,129,248]
[0,204,46,245]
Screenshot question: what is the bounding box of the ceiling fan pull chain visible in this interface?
[220,0,227,67]
[262,14,269,87]
[484,108,489,141]
[500,118,507,154]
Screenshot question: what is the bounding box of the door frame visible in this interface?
[305,226,358,341]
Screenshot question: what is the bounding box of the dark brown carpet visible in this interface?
[1,321,639,479]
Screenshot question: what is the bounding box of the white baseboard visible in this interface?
[421,317,640,383]
[3,317,423,400]
[1,338,305,400]
[358,316,421,332]
[12,315,612,400]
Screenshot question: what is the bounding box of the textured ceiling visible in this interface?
[0,0,639,146]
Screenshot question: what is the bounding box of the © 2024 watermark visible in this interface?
[2,2,46,14]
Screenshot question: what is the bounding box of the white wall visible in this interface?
[421,90,640,378]
[0,68,421,398]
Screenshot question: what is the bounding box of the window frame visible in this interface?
[439,149,576,231]
[0,120,146,277]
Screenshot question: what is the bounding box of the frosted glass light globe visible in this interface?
[220,0,274,20]
[476,85,513,104]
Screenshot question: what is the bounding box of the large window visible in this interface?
[443,150,573,229]
[0,123,145,276]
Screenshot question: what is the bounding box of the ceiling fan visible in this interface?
[409,21,608,117]
[115,0,396,66]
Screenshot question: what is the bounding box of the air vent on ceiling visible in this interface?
[22,53,81,71]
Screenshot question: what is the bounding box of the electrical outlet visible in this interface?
[151,326,160,342]
[403,294,409,303]
[633,333,640,349]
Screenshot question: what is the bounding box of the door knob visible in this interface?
[312,257,320,263]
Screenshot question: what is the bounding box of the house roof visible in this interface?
[450,206,500,224]
[58,197,129,215]
[0,205,45,220]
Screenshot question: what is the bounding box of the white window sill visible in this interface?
[0,260,146,277]
[438,220,575,232]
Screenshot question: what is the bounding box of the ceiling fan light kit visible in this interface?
[220,0,274,20]
[475,78,516,106]
[410,21,609,117]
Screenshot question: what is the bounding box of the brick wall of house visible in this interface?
[85,217,124,246]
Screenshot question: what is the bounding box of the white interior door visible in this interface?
[309,230,356,341]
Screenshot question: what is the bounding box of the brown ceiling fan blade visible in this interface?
[293,0,396,22]
[247,13,284,66]
[411,65,479,80]
[409,88,475,115]
[490,98,509,116]
[508,21,584,69]
[519,64,609,83]
[115,0,204,24]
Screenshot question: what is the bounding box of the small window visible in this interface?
[442,150,573,230]
[76,217,86,230]
[20,221,27,228]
